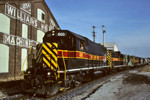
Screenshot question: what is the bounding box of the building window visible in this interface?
[37,30,45,43]
[0,44,9,73]
[0,13,10,34]
[42,13,45,20]
[21,48,27,71]
[37,9,45,23]
[22,24,28,39]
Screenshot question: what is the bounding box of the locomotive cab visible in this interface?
[43,30,76,50]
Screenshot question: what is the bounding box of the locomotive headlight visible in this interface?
[28,70,31,74]
[52,33,55,36]
[52,31,55,36]
[26,70,31,74]
[47,72,51,76]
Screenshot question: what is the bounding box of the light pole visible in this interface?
[102,25,106,46]
[92,26,96,42]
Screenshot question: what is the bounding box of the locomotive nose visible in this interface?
[36,43,58,68]
[36,43,59,80]
[42,43,58,70]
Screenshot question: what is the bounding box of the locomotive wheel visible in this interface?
[83,71,93,82]
[45,83,60,97]
[113,68,117,73]
[103,69,109,76]
[106,68,111,75]
[70,80,76,88]
[32,83,60,97]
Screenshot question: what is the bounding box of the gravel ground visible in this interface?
[1,65,150,100]
[48,75,112,100]
[0,91,7,99]
[71,65,150,100]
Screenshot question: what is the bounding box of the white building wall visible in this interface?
[104,42,118,51]
[113,44,118,51]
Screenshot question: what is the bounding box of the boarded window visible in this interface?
[22,24,28,39]
[37,9,45,23]
[0,44,9,73]
[21,48,27,71]
[0,13,10,34]
[37,30,45,43]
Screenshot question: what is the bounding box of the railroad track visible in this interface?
[1,66,145,100]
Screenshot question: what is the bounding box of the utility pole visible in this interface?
[102,25,106,46]
[92,26,96,42]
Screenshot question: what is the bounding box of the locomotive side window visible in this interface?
[68,36,76,50]
[72,37,75,50]
[80,43,84,51]
[85,38,89,46]
[76,39,84,51]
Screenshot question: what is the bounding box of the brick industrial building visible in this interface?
[0,0,60,81]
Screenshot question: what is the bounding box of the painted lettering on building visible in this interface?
[20,2,31,14]
[3,34,39,49]
[5,3,57,32]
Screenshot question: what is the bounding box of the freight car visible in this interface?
[23,30,149,96]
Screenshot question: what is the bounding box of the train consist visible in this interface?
[23,30,149,96]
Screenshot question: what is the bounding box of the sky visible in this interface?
[45,0,150,58]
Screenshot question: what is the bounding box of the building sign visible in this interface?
[20,3,31,14]
[49,18,56,31]
[3,34,39,49]
[5,3,57,32]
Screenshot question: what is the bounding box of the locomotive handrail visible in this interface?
[56,61,60,79]
[62,52,67,80]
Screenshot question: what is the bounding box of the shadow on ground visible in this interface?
[123,73,150,85]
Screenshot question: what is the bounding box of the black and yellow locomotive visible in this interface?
[23,30,149,96]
